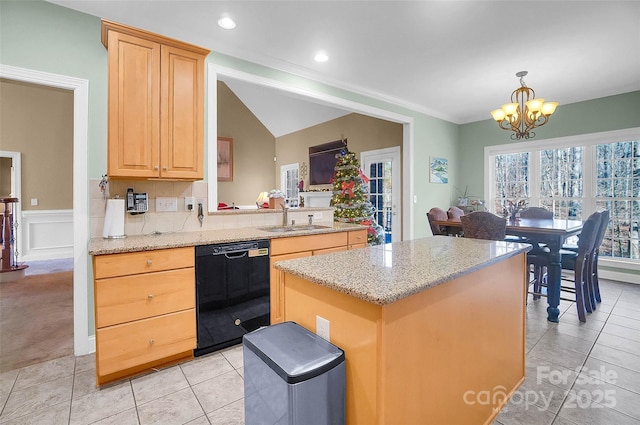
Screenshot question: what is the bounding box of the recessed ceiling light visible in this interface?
[218,16,236,30]
[314,52,329,63]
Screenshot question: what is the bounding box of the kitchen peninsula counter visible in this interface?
[88,222,363,255]
[274,236,531,425]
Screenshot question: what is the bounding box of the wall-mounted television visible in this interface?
[309,139,347,185]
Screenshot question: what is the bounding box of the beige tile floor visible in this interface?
[1,278,640,425]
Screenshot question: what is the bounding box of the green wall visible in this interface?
[0,0,459,338]
[4,1,636,339]
[458,91,640,201]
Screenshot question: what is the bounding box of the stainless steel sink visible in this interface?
[258,224,331,233]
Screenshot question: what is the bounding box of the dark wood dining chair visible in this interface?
[460,211,506,241]
[561,210,609,311]
[531,212,601,322]
[427,207,448,236]
[447,206,464,220]
[590,210,610,305]
[518,207,554,290]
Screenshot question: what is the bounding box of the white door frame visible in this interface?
[361,147,402,242]
[0,64,92,356]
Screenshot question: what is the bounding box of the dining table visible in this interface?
[431,216,584,322]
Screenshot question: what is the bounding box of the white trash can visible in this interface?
[243,321,346,425]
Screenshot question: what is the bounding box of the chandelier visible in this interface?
[490,71,558,140]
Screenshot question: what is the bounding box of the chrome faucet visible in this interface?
[281,203,289,227]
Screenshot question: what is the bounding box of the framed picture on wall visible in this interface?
[217,137,233,182]
[429,157,448,184]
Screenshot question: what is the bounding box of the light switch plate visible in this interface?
[156,197,178,212]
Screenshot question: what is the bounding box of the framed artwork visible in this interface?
[429,157,448,184]
[217,137,233,182]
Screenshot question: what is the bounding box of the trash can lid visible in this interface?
[243,321,345,384]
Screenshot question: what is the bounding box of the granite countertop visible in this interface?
[89,222,365,255]
[273,236,532,305]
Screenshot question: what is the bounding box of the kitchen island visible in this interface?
[274,236,531,425]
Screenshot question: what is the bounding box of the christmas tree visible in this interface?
[330,150,385,245]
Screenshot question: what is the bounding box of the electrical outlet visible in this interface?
[196,198,206,210]
[316,315,330,341]
[314,212,323,220]
[185,197,195,211]
[156,197,178,212]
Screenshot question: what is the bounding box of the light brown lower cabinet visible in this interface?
[93,247,196,385]
[269,229,367,324]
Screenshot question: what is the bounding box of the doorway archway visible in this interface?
[0,64,92,356]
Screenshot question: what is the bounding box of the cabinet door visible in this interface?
[107,31,160,178]
[270,251,312,324]
[160,45,204,179]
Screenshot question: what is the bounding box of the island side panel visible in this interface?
[381,253,527,424]
[283,274,382,425]
[282,252,527,425]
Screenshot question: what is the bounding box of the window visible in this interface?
[485,128,640,262]
[539,146,584,220]
[280,163,299,207]
[595,140,640,259]
[493,152,529,216]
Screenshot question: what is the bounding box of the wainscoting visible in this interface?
[20,209,73,262]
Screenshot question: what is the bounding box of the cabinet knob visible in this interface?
[149,338,155,345]
[147,294,154,300]
[146,259,153,266]
[163,166,168,171]
[154,166,159,170]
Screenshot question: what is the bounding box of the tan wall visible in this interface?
[217,81,276,206]
[275,113,403,189]
[0,79,73,210]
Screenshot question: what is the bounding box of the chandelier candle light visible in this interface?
[491,71,558,140]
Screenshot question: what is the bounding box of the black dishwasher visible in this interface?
[195,240,270,356]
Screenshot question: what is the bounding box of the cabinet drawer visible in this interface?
[270,232,348,255]
[96,309,196,376]
[313,246,348,255]
[95,268,195,327]
[348,229,368,246]
[94,247,194,279]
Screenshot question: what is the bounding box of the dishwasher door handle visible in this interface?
[224,251,248,259]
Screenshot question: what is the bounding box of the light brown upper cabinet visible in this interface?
[101,20,210,180]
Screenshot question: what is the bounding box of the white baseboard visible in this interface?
[20,209,73,262]
[600,269,640,285]
[74,334,96,357]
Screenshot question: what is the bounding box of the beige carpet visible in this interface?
[0,269,74,372]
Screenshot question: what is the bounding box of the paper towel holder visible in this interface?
[103,197,126,239]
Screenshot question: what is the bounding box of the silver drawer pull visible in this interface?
[146,259,153,266]
[149,338,155,345]
[234,319,241,326]
[147,294,154,300]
